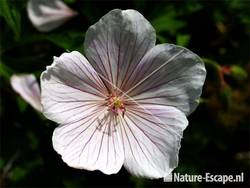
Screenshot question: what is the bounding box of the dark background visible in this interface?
[0,0,249,187]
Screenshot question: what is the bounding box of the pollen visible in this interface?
[106,95,126,116]
[113,97,123,108]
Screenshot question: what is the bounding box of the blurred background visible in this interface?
[0,0,249,187]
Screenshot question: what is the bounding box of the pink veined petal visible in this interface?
[40,51,108,124]
[84,9,156,91]
[124,44,206,115]
[27,0,77,32]
[11,74,42,112]
[52,110,124,174]
[41,51,124,174]
[118,104,188,179]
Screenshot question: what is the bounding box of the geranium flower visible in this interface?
[11,74,42,112]
[27,0,77,32]
[40,9,206,178]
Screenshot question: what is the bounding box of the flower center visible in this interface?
[107,95,126,116]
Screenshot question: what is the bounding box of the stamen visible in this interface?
[107,95,126,117]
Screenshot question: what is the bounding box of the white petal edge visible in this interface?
[52,110,124,174]
[84,9,156,90]
[40,51,108,124]
[118,104,188,179]
[10,74,42,112]
[124,44,206,115]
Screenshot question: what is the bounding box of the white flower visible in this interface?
[40,9,206,178]
[27,0,77,32]
[11,74,42,112]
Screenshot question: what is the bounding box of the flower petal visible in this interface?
[11,74,42,112]
[124,44,206,115]
[40,51,108,124]
[84,9,156,90]
[118,104,188,178]
[27,0,77,32]
[52,111,124,174]
[41,51,124,174]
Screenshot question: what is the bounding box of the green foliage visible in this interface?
[0,158,5,170]
[8,158,43,182]
[63,0,77,4]
[130,176,147,188]
[231,65,248,81]
[0,0,21,40]
[0,61,13,79]
[227,0,250,26]
[176,34,190,47]
[17,97,28,112]
[152,9,186,35]
[9,166,27,182]
[219,85,232,107]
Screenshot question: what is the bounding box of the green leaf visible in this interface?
[17,97,28,113]
[156,34,168,44]
[9,158,43,182]
[231,65,248,81]
[63,0,77,4]
[129,176,147,188]
[176,34,190,47]
[0,61,13,80]
[219,85,232,108]
[12,31,85,51]
[0,158,5,170]
[0,0,21,40]
[152,11,186,35]
[9,166,27,182]
[44,31,84,51]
